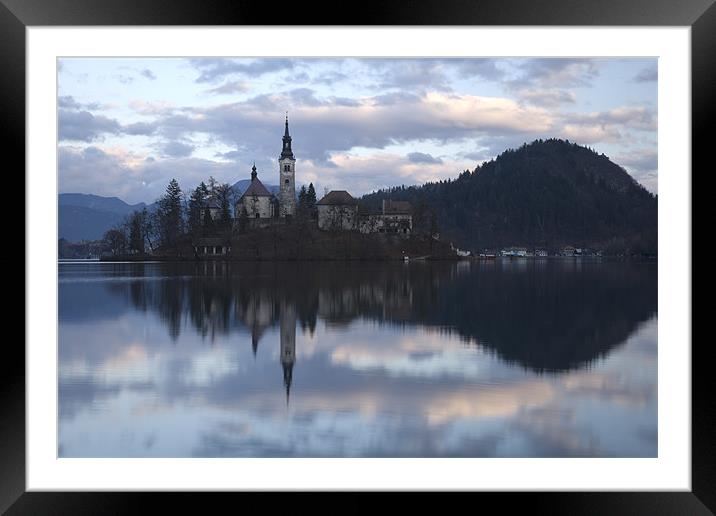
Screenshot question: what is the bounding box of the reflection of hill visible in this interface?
[99,260,656,372]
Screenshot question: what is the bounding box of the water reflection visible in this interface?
[58,260,657,457]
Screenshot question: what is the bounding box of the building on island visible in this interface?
[316,190,360,231]
[278,115,297,218]
[234,163,277,224]
[357,199,413,236]
[233,115,296,228]
[227,116,414,236]
[193,237,231,256]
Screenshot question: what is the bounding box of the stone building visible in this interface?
[234,164,277,225]
[278,115,296,218]
[316,190,359,231]
[357,200,413,236]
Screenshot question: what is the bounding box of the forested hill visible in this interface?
[360,139,658,254]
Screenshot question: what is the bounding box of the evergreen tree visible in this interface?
[202,206,214,233]
[187,182,208,235]
[297,185,308,218]
[157,178,184,250]
[126,210,145,254]
[306,183,317,218]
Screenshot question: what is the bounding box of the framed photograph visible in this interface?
[5,0,707,512]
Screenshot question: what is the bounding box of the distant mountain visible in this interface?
[59,193,146,216]
[59,205,126,242]
[59,193,149,242]
[360,138,658,254]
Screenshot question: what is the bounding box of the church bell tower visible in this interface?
[278,114,296,217]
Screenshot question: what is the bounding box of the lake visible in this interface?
[58,259,657,457]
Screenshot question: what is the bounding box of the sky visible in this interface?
[58,57,658,205]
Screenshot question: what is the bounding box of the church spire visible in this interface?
[251,162,257,181]
[280,113,294,160]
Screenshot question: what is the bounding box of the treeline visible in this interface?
[100,176,320,257]
[361,138,658,255]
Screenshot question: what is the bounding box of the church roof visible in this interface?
[317,190,359,206]
[241,177,273,198]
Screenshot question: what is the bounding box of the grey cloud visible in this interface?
[206,80,250,95]
[407,152,443,164]
[59,145,238,204]
[565,106,656,132]
[141,69,157,80]
[189,58,296,83]
[511,58,599,89]
[517,89,576,107]
[59,95,103,111]
[375,59,452,91]
[614,149,657,172]
[161,141,195,158]
[634,65,657,83]
[59,109,159,141]
[452,58,505,81]
[59,109,121,142]
[123,121,158,136]
[145,90,552,167]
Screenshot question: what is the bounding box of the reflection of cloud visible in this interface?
[424,381,554,425]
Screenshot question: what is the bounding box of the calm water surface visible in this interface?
[58,260,657,457]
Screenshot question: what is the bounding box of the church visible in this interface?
[234,115,296,225]
[232,115,413,236]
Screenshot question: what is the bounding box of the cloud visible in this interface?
[188,58,296,83]
[59,109,122,142]
[142,90,555,167]
[634,65,657,83]
[407,152,443,164]
[511,58,600,89]
[59,145,237,203]
[614,149,657,172]
[564,106,656,132]
[206,80,251,95]
[516,89,576,107]
[140,69,157,80]
[161,141,195,158]
[58,95,102,110]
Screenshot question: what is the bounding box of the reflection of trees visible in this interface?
[106,260,656,372]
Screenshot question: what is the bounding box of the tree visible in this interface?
[297,185,308,219]
[103,228,127,256]
[202,206,214,233]
[156,178,184,251]
[213,182,233,231]
[126,210,146,254]
[187,182,208,236]
[306,183,317,218]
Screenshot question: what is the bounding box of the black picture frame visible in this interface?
[3,0,706,512]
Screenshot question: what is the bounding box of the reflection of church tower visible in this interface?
[278,114,296,218]
[280,301,296,404]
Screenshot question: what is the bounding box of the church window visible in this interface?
[285,179,289,184]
